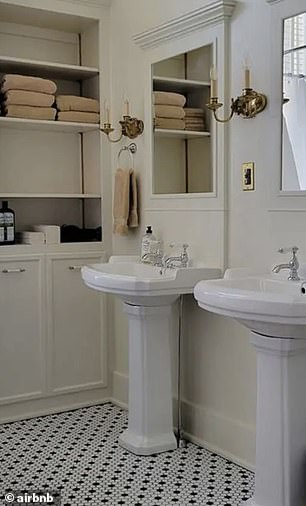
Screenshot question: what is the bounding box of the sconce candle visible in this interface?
[124,99,130,117]
[244,66,251,89]
[210,65,218,98]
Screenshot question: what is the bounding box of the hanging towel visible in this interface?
[3,105,56,120]
[154,105,185,119]
[57,111,100,123]
[2,74,57,95]
[3,90,55,107]
[129,170,138,228]
[56,95,99,113]
[113,168,138,235]
[153,91,186,107]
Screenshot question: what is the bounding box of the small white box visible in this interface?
[32,225,60,244]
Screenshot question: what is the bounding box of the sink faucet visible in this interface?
[272,246,300,281]
[164,244,189,268]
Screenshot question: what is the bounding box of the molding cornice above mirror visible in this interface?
[133,0,237,49]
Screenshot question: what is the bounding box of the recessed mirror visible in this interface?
[282,12,306,191]
[151,45,213,195]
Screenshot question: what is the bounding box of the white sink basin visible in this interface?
[194,271,306,338]
[194,268,306,506]
[82,256,220,306]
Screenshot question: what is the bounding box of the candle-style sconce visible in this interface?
[101,100,144,143]
[207,64,267,123]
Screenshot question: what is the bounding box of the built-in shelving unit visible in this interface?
[153,76,210,92]
[154,128,210,139]
[152,46,213,194]
[0,55,99,80]
[0,10,102,245]
[0,117,100,133]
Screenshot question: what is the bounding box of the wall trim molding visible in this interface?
[59,0,110,7]
[133,0,237,49]
[266,0,284,4]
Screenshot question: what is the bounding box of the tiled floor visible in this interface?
[0,403,254,506]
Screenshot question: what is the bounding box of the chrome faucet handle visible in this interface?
[278,246,299,254]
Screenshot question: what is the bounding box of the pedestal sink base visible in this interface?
[119,429,177,456]
[247,332,306,506]
[120,302,177,456]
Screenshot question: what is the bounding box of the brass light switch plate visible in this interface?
[242,162,255,191]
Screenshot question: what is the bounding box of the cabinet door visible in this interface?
[47,254,106,394]
[0,256,45,403]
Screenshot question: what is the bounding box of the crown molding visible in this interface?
[59,0,111,7]
[133,0,237,50]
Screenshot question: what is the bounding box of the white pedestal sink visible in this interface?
[82,256,220,455]
[194,269,306,506]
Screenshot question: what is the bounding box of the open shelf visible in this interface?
[0,193,101,199]
[0,55,99,81]
[153,76,210,93]
[0,117,100,133]
[154,128,210,139]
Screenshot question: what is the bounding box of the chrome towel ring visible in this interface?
[117,142,137,169]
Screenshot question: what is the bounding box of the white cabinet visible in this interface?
[47,254,106,394]
[0,256,45,403]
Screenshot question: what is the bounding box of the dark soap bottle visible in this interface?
[0,201,15,245]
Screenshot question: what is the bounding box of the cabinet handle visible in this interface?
[2,268,26,273]
[68,265,83,271]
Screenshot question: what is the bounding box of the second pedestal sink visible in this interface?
[194,269,306,506]
[82,256,220,455]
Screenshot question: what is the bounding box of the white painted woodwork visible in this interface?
[0,117,99,133]
[153,76,210,92]
[47,254,106,394]
[0,55,98,80]
[0,256,45,403]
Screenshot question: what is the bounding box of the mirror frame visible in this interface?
[133,0,236,211]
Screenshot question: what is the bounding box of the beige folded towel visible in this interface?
[2,74,57,95]
[113,168,138,235]
[185,119,206,126]
[57,111,100,123]
[154,118,185,130]
[185,126,206,131]
[128,170,138,228]
[56,95,99,113]
[154,105,185,119]
[4,90,55,107]
[184,107,205,117]
[3,105,56,120]
[153,91,186,107]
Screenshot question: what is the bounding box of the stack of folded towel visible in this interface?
[1,74,57,120]
[153,91,186,130]
[56,95,100,123]
[184,107,206,131]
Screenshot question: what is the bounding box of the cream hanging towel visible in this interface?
[113,168,138,235]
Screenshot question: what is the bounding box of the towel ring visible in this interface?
[118,142,137,169]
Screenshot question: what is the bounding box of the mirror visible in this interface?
[282,12,306,191]
[151,45,213,195]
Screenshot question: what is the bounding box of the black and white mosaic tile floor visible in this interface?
[0,403,254,506]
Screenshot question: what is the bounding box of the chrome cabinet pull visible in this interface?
[2,268,26,273]
[68,265,83,271]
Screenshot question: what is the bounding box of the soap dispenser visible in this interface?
[0,201,15,245]
[141,226,156,261]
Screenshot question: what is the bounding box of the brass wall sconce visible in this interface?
[207,65,267,123]
[100,100,144,143]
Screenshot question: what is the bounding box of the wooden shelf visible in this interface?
[0,193,101,199]
[154,128,210,139]
[153,76,210,93]
[0,55,99,81]
[0,117,100,133]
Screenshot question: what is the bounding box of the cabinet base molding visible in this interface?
[0,388,111,424]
